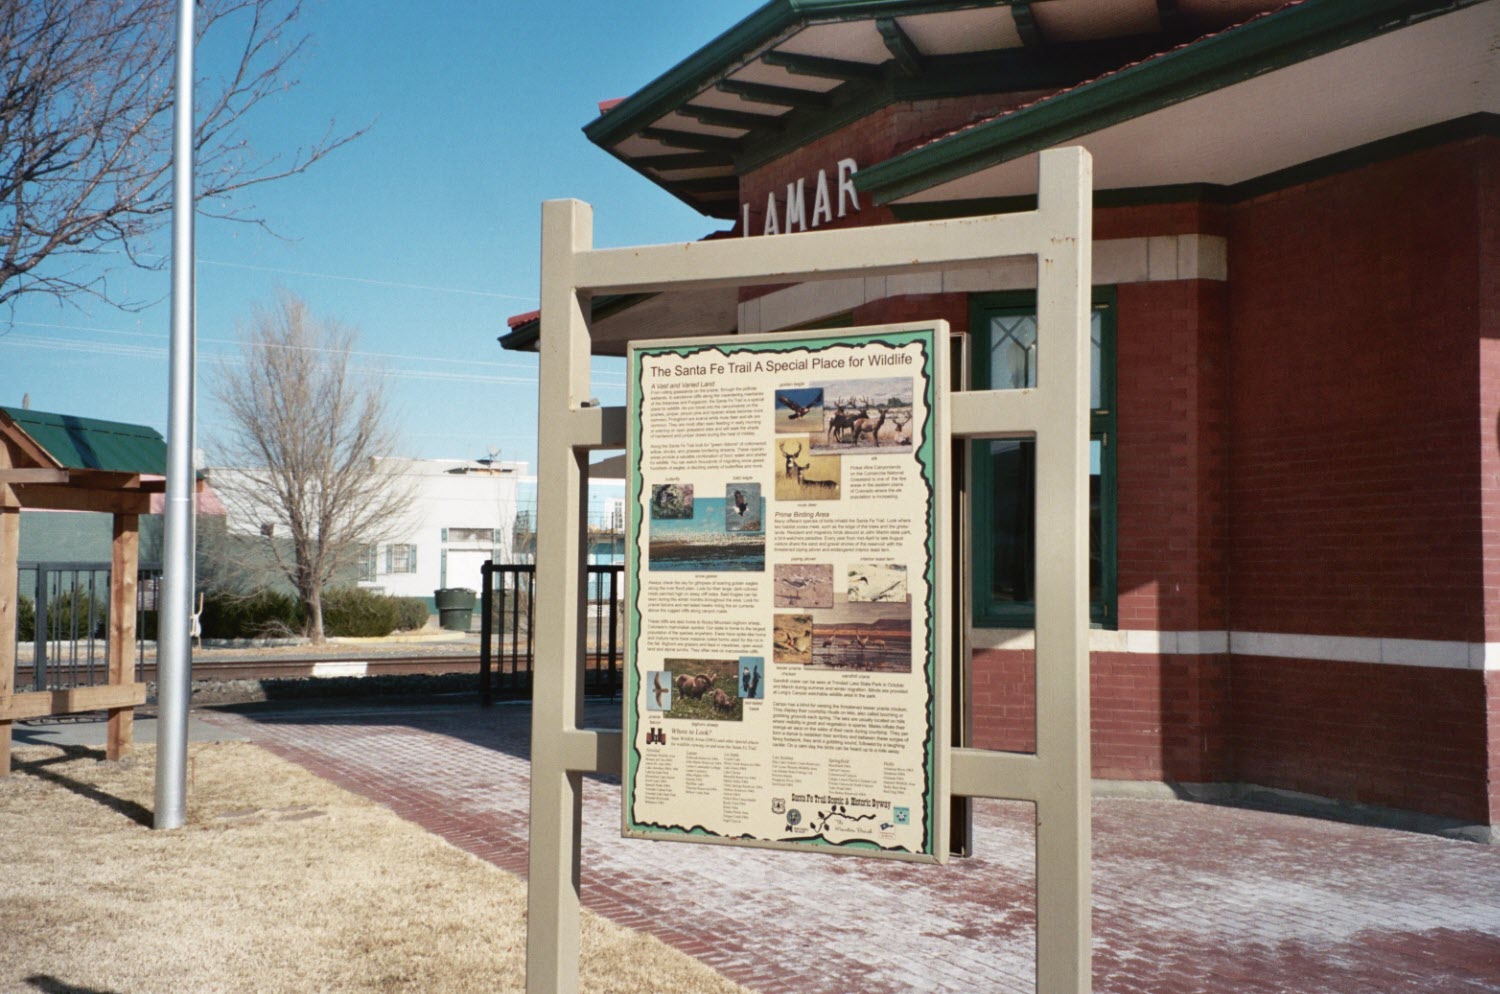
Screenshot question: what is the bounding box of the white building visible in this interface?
[210,456,626,607]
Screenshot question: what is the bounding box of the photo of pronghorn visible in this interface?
[724,483,763,533]
[774,562,833,609]
[650,483,694,519]
[645,670,672,711]
[661,657,743,721]
[738,656,765,699]
[774,387,825,433]
[810,597,912,672]
[772,613,813,664]
[847,563,908,604]
[774,437,841,501]
[810,376,916,455]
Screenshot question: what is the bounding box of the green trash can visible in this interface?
[434,587,477,632]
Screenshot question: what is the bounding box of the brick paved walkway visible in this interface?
[200,700,1500,994]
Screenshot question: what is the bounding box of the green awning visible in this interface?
[0,406,168,475]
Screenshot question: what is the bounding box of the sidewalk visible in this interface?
[198,699,1500,994]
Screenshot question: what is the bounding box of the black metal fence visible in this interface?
[478,561,624,705]
[13,562,162,691]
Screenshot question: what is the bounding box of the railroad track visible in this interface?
[15,651,618,684]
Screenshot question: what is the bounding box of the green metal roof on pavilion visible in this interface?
[0,406,168,475]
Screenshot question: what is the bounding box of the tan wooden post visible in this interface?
[0,505,17,776]
[528,147,1093,993]
[107,513,139,761]
[527,199,596,994]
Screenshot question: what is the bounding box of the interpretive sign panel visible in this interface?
[622,323,949,862]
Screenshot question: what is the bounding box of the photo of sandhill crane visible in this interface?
[773,438,841,501]
[774,387,824,433]
[810,377,916,455]
[847,563,908,604]
[724,483,763,533]
[661,657,743,721]
[650,483,694,519]
[810,597,912,673]
[774,562,833,609]
[773,613,812,664]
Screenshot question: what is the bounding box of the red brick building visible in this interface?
[505,0,1500,840]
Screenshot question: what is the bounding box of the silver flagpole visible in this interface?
[155,0,196,830]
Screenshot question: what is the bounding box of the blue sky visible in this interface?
[0,0,761,468]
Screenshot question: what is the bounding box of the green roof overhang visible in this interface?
[855,0,1488,204]
[0,406,168,475]
[583,0,995,149]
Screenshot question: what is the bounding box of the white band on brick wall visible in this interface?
[738,234,1229,334]
[969,628,1500,672]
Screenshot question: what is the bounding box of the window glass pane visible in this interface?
[1089,438,1102,606]
[990,311,1104,409]
[986,437,1103,612]
[987,439,1035,606]
[989,315,1038,390]
[1090,311,1103,409]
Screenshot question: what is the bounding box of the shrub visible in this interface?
[18,594,34,641]
[392,597,430,632]
[38,589,109,639]
[200,590,303,639]
[321,587,398,638]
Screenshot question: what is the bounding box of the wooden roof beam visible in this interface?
[1011,3,1047,48]
[716,79,833,109]
[639,126,744,153]
[681,103,785,132]
[877,17,925,76]
[631,151,734,170]
[761,49,886,82]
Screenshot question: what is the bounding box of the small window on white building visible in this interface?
[387,544,418,574]
[358,544,379,582]
[446,527,495,545]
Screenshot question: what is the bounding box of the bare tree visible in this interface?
[210,292,411,643]
[0,0,362,310]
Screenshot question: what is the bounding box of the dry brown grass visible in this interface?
[0,742,749,994]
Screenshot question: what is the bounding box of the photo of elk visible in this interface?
[774,562,834,609]
[810,597,912,673]
[724,483,763,533]
[774,387,824,434]
[774,437,841,501]
[661,657,743,721]
[650,483,694,519]
[773,613,813,664]
[809,377,916,455]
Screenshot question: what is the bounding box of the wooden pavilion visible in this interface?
[0,405,186,774]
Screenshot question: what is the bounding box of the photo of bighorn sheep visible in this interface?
[774,438,841,501]
[660,658,743,721]
[808,376,917,455]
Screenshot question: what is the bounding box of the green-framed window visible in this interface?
[970,289,1117,628]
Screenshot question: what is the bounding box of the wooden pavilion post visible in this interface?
[107,514,139,761]
[0,505,17,775]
